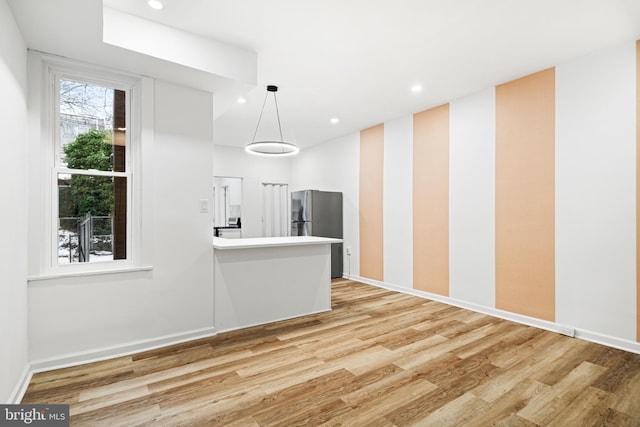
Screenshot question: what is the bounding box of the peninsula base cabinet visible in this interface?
[213,236,341,332]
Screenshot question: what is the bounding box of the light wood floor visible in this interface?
[23,279,640,426]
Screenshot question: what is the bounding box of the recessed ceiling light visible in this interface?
[330,117,340,124]
[147,0,164,10]
[411,84,423,93]
[237,97,247,104]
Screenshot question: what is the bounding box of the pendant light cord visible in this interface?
[251,89,284,143]
[251,91,269,143]
[273,92,284,142]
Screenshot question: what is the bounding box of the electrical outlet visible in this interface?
[558,325,575,337]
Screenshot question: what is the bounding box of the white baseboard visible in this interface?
[8,364,32,404]
[29,327,217,375]
[7,327,216,403]
[350,275,640,355]
[575,329,640,355]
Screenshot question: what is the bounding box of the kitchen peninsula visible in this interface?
[213,236,342,332]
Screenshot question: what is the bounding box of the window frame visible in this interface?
[41,58,143,275]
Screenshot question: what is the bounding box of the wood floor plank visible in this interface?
[77,353,241,401]
[532,337,598,386]
[454,320,520,359]
[234,345,312,377]
[21,279,640,426]
[250,369,356,426]
[409,392,488,427]
[462,379,550,427]
[129,343,222,377]
[608,368,640,419]
[28,356,133,383]
[75,404,162,427]
[325,374,438,426]
[369,326,437,351]
[338,364,421,407]
[493,413,539,427]
[257,362,344,395]
[154,384,268,426]
[546,386,612,427]
[517,361,608,424]
[393,323,500,371]
[329,344,395,376]
[490,328,561,368]
[470,336,579,403]
[274,313,372,341]
[600,408,640,427]
[383,379,469,425]
[590,348,640,394]
[20,389,80,406]
[70,385,150,416]
[24,356,135,397]
[146,366,239,395]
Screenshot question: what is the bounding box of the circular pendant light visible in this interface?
[245,85,299,156]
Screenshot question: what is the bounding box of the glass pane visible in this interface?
[59,79,126,172]
[57,173,127,263]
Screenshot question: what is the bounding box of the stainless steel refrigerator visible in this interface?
[291,190,343,278]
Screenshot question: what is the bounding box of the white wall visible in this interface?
[28,79,216,364]
[213,145,292,238]
[383,117,413,289]
[449,88,496,307]
[291,133,360,277]
[303,41,639,352]
[0,0,29,403]
[555,42,637,340]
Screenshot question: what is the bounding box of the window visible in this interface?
[48,63,138,269]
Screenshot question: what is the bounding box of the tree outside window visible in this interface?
[56,78,128,264]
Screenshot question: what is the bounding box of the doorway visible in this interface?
[261,182,289,237]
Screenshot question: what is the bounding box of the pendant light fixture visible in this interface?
[245,85,299,156]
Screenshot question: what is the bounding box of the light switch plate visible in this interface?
[200,199,208,213]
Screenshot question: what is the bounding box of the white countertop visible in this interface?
[213,236,342,250]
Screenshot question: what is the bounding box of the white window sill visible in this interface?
[27,265,153,284]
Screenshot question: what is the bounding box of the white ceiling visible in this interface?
[8,0,640,151]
